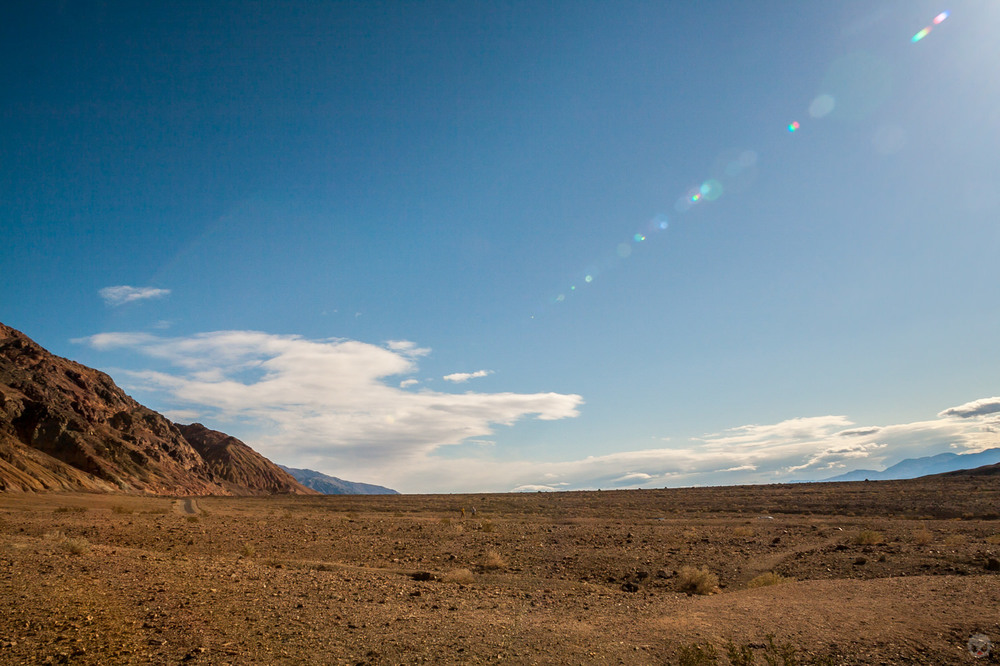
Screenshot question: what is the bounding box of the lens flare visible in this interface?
[911,27,931,42]
[788,121,800,132]
[933,11,949,24]
[809,94,835,119]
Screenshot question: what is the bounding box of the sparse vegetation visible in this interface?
[60,536,90,555]
[677,565,719,595]
[111,505,133,515]
[747,572,788,588]
[986,533,1000,545]
[239,543,256,557]
[732,525,755,538]
[478,519,495,533]
[676,642,718,665]
[54,506,87,513]
[725,641,755,665]
[942,533,966,547]
[185,515,200,523]
[442,568,475,584]
[851,530,882,546]
[482,550,507,570]
[911,526,933,545]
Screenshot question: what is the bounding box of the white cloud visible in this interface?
[67,329,1000,493]
[939,397,1000,419]
[399,379,420,388]
[443,370,493,383]
[99,285,171,306]
[76,330,583,467]
[341,403,1000,493]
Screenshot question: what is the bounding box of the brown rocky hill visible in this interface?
[0,322,315,496]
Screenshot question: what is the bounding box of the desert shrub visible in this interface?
[985,534,1000,545]
[732,526,755,538]
[186,515,200,523]
[725,641,754,665]
[676,642,718,665]
[762,634,799,666]
[911,527,933,545]
[479,520,495,533]
[943,533,966,547]
[239,543,256,557]
[54,506,87,514]
[482,550,507,570]
[439,517,452,526]
[677,566,719,595]
[442,568,475,584]
[60,537,91,555]
[747,572,788,588]
[111,505,133,515]
[851,530,882,546]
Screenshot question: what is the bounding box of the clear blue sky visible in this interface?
[3,1,999,492]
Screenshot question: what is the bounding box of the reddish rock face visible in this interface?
[0,322,315,496]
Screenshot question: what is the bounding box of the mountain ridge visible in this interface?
[821,448,1000,482]
[0,321,315,495]
[278,465,398,495]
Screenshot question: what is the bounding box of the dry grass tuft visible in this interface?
[851,530,882,546]
[239,543,256,557]
[45,531,91,555]
[442,568,475,584]
[911,527,933,546]
[732,526,755,538]
[482,550,507,570]
[677,565,719,595]
[986,534,1000,545]
[60,537,91,555]
[478,520,495,533]
[111,505,133,515]
[746,571,788,588]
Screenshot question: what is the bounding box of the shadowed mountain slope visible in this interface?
[0,322,314,496]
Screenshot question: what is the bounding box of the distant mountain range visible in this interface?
[278,465,398,495]
[0,321,382,496]
[821,448,1000,482]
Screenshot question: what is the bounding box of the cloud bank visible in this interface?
[76,330,583,468]
[76,330,1000,493]
[99,285,171,306]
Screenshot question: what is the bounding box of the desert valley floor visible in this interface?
[3,476,1000,664]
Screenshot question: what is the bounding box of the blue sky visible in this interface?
[3,1,1000,492]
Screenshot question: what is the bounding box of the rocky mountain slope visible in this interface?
[279,465,398,495]
[0,322,314,496]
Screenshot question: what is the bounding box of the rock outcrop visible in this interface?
[0,322,315,496]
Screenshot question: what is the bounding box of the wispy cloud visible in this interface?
[443,370,493,383]
[75,331,583,467]
[939,397,1000,419]
[99,285,171,306]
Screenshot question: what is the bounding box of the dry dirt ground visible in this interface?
[2,477,1000,664]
